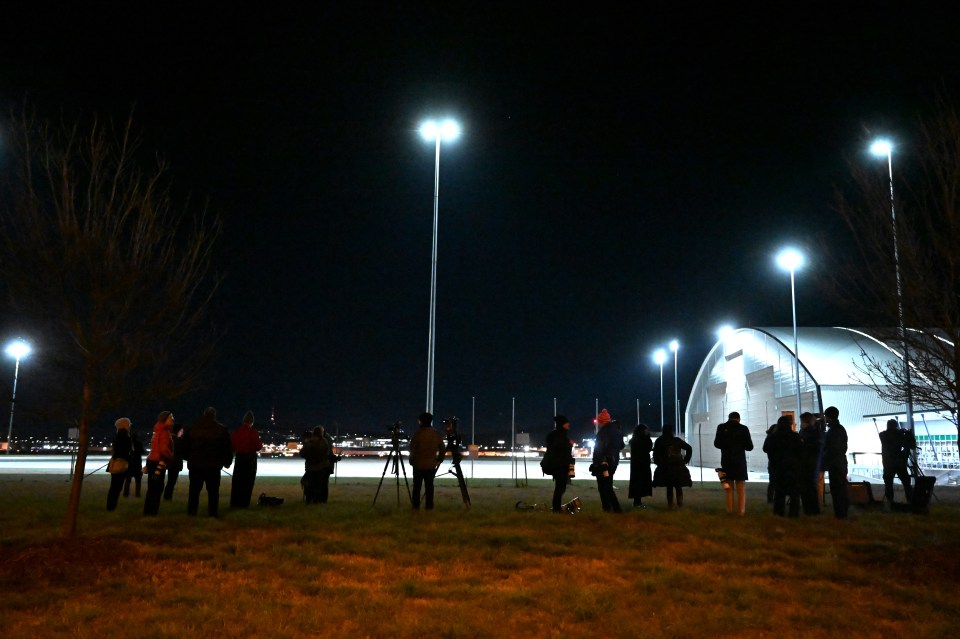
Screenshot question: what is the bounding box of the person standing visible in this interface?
[714,411,754,516]
[628,424,653,508]
[822,406,849,519]
[182,407,233,518]
[592,410,624,513]
[409,412,445,510]
[300,426,333,504]
[124,427,144,498]
[230,410,263,508]
[763,415,803,517]
[652,424,693,508]
[163,424,185,501]
[879,418,915,509]
[106,417,133,511]
[543,415,575,512]
[143,411,175,516]
[798,412,822,515]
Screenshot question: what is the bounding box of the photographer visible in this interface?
[543,415,575,513]
[409,412,445,510]
[300,426,334,504]
[879,418,915,509]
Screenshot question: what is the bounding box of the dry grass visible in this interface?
[1,475,958,638]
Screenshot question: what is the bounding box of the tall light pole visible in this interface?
[870,139,914,432]
[776,248,804,416]
[669,339,680,431]
[654,349,667,429]
[4,339,31,455]
[420,118,460,414]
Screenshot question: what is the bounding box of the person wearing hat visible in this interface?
[143,411,176,516]
[106,417,133,511]
[230,410,263,508]
[543,415,575,512]
[409,412,445,510]
[182,407,234,517]
[592,409,624,513]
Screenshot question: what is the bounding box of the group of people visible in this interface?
[107,407,263,517]
[540,405,900,520]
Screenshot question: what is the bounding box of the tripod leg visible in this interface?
[397,455,412,503]
[453,461,470,507]
[372,450,395,507]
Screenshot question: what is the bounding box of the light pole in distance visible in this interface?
[4,339,31,455]
[776,248,804,416]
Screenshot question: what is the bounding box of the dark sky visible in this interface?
[2,3,958,442]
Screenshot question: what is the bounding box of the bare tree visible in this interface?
[0,111,221,537]
[826,96,960,451]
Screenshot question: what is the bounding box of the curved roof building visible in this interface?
[684,327,957,474]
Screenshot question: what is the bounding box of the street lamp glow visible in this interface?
[870,139,892,157]
[4,339,31,455]
[420,119,460,142]
[717,325,735,341]
[653,349,667,365]
[776,248,804,272]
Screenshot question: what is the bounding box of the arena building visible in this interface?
[685,327,958,482]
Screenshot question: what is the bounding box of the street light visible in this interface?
[420,118,460,414]
[654,349,667,429]
[669,339,680,431]
[776,248,804,415]
[870,138,914,432]
[4,339,31,455]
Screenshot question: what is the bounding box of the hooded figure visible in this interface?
[543,415,575,512]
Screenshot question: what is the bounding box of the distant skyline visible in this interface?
[2,3,958,442]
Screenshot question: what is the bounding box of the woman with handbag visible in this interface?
[106,418,133,511]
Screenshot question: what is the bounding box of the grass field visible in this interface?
[1,474,958,638]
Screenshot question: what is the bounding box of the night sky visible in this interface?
[2,3,958,442]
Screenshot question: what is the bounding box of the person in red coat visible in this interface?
[230,410,263,508]
[143,411,175,516]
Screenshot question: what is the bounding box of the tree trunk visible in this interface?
[62,380,93,538]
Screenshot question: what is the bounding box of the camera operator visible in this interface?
[879,418,915,509]
[543,415,575,513]
[409,412,445,510]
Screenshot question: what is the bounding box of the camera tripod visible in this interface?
[436,434,471,507]
[373,431,411,506]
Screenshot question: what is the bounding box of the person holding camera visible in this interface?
[409,412,445,510]
[230,410,264,508]
[543,415,575,512]
[592,409,624,513]
[143,411,176,516]
[713,411,753,516]
[822,406,849,519]
[879,418,915,509]
[300,426,334,504]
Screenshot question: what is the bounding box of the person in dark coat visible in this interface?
[543,415,575,512]
[409,412,445,510]
[652,424,693,508]
[182,406,234,517]
[879,418,915,508]
[822,406,849,519]
[798,412,822,515]
[628,423,653,508]
[714,411,754,516]
[123,428,144,498]
[300,426,333,504]
[763,415,803,517]
[592,409,624,513]
[230,410,264,507]
[163,424,185,501]
[107,417,133,511]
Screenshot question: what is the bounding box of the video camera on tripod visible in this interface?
[438,416,470,507]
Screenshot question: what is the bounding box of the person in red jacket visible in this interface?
[230,410,263,508]
[143,411,175,516]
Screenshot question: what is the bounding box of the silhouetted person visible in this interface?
[798,412,822,515]
[409,412,445,510]
[763,414,803,517]
[124,428,144,498]
[714,411,754,516]
[628,423,653,508]
[592,409,624,513]
[879,418,915,508]
[230,410,263,507]
[543,415,575,512]
[652,424,693,508]
[822,406,849,519]
[300,425,333,504]
[107,417,133,511]
[182,407,233,517]
[163,424,185,500]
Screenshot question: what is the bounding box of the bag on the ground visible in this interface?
[258,493,284,507]
[107,457,128,475]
